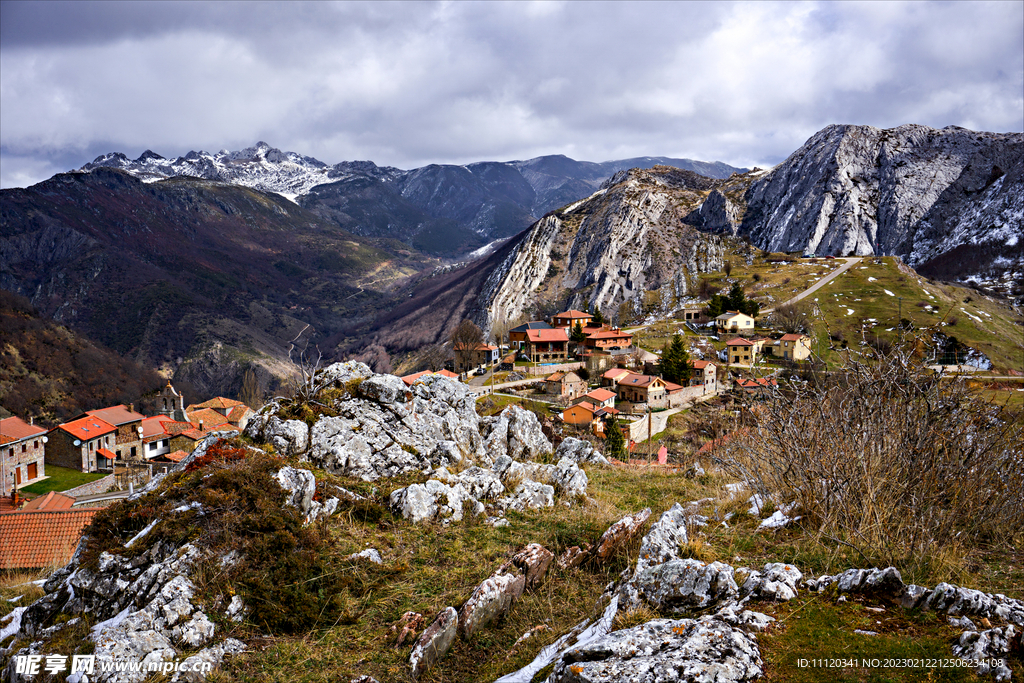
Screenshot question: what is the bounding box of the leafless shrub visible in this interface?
[723,260,733,277]
[714,343,1024,576]
[771,302,811,333]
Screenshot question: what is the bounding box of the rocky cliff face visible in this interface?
[735,124,1023,289]
[477,166,732,329]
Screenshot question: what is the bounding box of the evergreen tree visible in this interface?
[660,334,692,384]
[706,294,727,318]
[570,320,587,355]
[726,282,746,311]
[592,307,605,326]
[604,415,627,460]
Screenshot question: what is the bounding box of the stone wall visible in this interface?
[64,474,117,498]
[525,361,585,376]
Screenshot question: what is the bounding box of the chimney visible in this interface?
[199,421,204,431]
[29,416,34,426]
[129,403,134,413]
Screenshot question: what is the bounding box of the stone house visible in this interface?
[615,374,667,407]
[524,328,570,363]
[690,360,718,390]
[715,311,755,333]
[678,306,703,321]
[545,371,587,400]
[1,416,48,492]
[82,405,146,462]
[551,309,593,329]
[601,368,631,388]
[46,415,118,472]
[186,397,254,430]
[140,415,176,461]
[726,338,764,365]
[735,377,779,394]
[771,333,812,361]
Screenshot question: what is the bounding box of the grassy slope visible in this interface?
[19,465,106,496]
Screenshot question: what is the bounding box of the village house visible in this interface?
[715,310,756,333]
[545,371,587,400]
[561,401,619,434]
[1,416,48,493]
[691,360,718,390]
[524,327,570,363]
[509,321,553,349]
[453,342,500,373]
[574,388,617,410]
[186,397,254,430]
[140,414,176,461]
[615,373,668,408]
[770,333,813,361]
[46,415,118,472]
[81,405,146,462]
[551,309,593,329]
[601,367,631,388]
[726,338,766,366]
[582,327,633,351]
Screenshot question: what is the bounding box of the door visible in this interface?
[27,462,37,481]
[15,468,21,485]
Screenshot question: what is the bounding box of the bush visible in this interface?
[713,344,1024,577]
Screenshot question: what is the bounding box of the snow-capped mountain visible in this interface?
[80,142,404,200]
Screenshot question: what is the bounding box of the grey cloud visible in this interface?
[1,1,1021,188]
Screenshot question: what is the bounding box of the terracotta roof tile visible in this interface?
[602,368,630,379]
[727,338,755,346]
[526,328,569,343]
[780,333,807,341]
[553,310,592,319]
[226,405,251,423]
[585,329,632,340]
[619,373,661,387]
[56,415,117,440]
[21,491,76,511]
[0,417,48,442]
[85,405,145,426]
[692,360,715,369]
[584,388,616,402]
[140,415,175,439]
[165,450,189,462]
[188,408,231,429]
[187,397,246,411]
[0,508,100,570]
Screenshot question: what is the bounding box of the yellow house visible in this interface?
[715,310,755,333]
[726,338,757,365]
[771,333,812,361]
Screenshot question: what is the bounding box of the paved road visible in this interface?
[762,257,862,314]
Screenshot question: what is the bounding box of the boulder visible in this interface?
[500,544,555,589]
[358,374,409,405]
[592,508,651,563]
[550,458,589,500]
[389,480,482,525]
[499,481,555,512]
[170,638,246,683]
[952,625,1017,681]
[555,437,608,465]
[547,617,763,682]
[635,559,739,611]
[458,572,526,640]
[483,405,552,463]
[264,417,309,457]
[634,503,689,575]
[275,467,316,517]
[740,563,803,601]
[409,607,459,679]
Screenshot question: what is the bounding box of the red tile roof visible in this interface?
[585,329,632,340]
[140,415,175,440]
[780,333,807,341]
[188,397,246,411]
[553,310,592,319]
[85,405,145,426]
[401,369,460,386]
[0,417,48,442]
[56,415,117,440]
[96,448,116,460]
[736,377,778,389]
[188,408,231,429]
[727,338,755,346]
[692,360,716,369]
[0,508,100,570]
[664,381,684,392]
[21,491,76,511]
[165,450,189,462]
[545,371,567,382]
[584,388,616,402]
[619,373,661,387]
[226,405,252,423]
[526,328,569,343]
[602,368,630,379]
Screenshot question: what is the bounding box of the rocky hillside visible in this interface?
[0,169,430,397]
[3,362,1020,682]
[78,145,746,257]
[730,124,1023,293]
[475,166,740,331]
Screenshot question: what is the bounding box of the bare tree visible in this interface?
[451,319,484,373]
[239,367,263,409]
[771,302,811,334]
[421,343,452,372]
[723,260,733,277]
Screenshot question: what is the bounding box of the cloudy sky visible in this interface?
[1,0,1021,188]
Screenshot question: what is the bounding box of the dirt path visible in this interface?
[762,257,862,314]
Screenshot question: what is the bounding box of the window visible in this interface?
[22,444,27,452]
[34,440,39,449]
[149,442,157,451]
